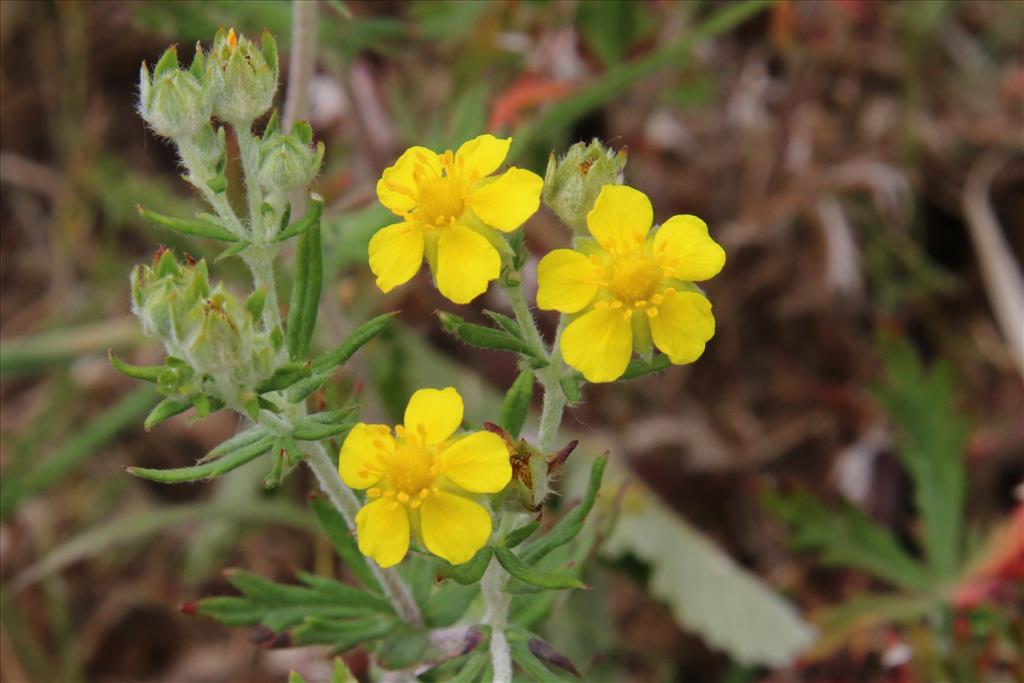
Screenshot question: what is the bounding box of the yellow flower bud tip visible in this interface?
[337,387,514,566]
[227,28,238,50]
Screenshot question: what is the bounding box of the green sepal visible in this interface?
[521,456,608,564]
[286,216,322,360]
[256,360,310,394]
[264,108,281,137]
[155,248,181,277]
[292,120,313,146]
[128,433,274,483]
[153,45,179,78]
[243,394,261,421]
[206,174,227,194]
[435,546,492,585]
[260,29,279,72]
[136,204,238,242]
[244,287,267,320]
[504,520,541,548]
[309,495,384,593]
[143,397,191,430]
[621,353,671,380]
[292,408,357,441]
[215,240,250,261]
[108,350,162,382]
[377,625,429,670]
[500,369,534,438]
[494,546,587,591]
[559,375,581,404]
[312,312,397,374]
[189,44,205,80]
[275,194,324,242]
[192,393,212,419]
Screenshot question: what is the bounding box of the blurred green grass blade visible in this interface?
[0,385,159,520]
[0,318,145,377]
[11,500,311,591]
[875,335,969,582]
[763,488,931,592]
[509,0,772,160]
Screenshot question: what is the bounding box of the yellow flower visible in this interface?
[537,185,725,383]
[370,134,543,304]
[338,387,512,567]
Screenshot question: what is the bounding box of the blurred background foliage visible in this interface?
[1,1,1022,682]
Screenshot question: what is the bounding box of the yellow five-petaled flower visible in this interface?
[537,185,726,383]
[370,134,543,304]
[338,387,512,567]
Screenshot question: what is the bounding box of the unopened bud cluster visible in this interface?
[542,139,628,234]
[259,120,325,192]
[131,249,283,404]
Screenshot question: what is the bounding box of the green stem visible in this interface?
[504,281,546,357]
[481,558,513,683]
[242,246,281,331]
[234,124,266,240]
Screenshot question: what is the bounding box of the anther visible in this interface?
[398,492,410,503]
[387,501,399,511]
[594,300,609,310]
[610,300,623,309]
[367,487,382,498]
[622,310,633,320]
[646,307,658,318]
[651,294,664,305]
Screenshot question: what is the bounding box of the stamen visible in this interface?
[622,309,633,320]
[610,300,622,309]
[646,307,658,318]
[397,492,410,503]
[372,439,387,451]
[386,501,399,511]
[651,294,664,305]
[594,300,609,310]
[367,487,382,498]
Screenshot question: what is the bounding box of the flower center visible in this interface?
[411,151,467,229]
[606,255,661,305]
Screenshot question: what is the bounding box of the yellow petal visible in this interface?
[536,249,601,313]
[420,492,491,565]
[404,387,463,445]
[468,167,543,232]
[586,185,653,254]
[339,423,393,489]
[654,215,726,282]
[441,431,512,493]
[435,225,500,304]
[561,306,633,383]
[368,222,424,293]
[376,146,442,215]
[355,498,410,568]
[650,291,715,364]
[455,134,511,179]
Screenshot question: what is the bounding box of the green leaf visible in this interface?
[291,614,396,652]
[504,520,541,548]
[558,376,580,404]
[108,351,162,382]
[215,240,250,261]
[292,409,357,441]
[500,370,534,439]
[577,0,654,68]
[135,204,238,241]
[605,484,814,666]
[438,312,540,357]
[482,310,523,339]
[422,582,477,627]
[435,546,492,585]
[275,194,325,242]
[494,547,586,591]
[377,625,429,670]
[509,638,578,682]
[521,456,607,564]
[312,313,397,374]
[200,426,270,463]
[256,361,311,394]
[295,571,391,612]
[330,657,357,683]
[875,335,969,582]
[621,353,671,380]
[143,397,191,430]
[286,216,323,361]
[288,672,308,683]
[309,496,383,593]
[128,434,274,483]
[763,489,930,591]
[448,653,489,683]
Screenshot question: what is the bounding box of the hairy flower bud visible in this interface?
[542,139,628,234]
[209,28,279,125]
[258,121,324,192]
[138,46,213,139]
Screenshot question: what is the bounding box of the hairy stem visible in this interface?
[481,558,513,683]
[504,281,547,357]
[304,441,424,627]
[242,246,281,331]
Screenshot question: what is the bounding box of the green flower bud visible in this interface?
[131,250,210,348]
[542,139,628,234]
[138,47,213,139]
[209,28,278,125]
[257,121,324,191]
